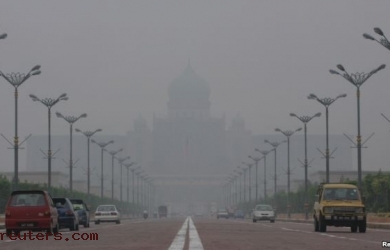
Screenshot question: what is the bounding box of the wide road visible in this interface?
[0,216,388,249]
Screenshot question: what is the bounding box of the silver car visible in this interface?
[252,204,275,223]
[94,205,121,224]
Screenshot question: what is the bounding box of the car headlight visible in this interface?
[355,207,364,213]
[324,207,333,213]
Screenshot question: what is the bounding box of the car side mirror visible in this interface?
[315,194,319,201]
[361,195,366,203]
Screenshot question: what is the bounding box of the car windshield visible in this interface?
[97,205,116,212]
[73,203,85,210]
[323,188,359,200]
[255,205,273,211]
[9,193,46,206]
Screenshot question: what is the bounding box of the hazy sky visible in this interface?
[0,0,390,172]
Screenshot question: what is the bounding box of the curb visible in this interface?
[276,218,390,230]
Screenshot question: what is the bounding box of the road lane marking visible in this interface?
[168,217,189,250]
[188,217,204,250]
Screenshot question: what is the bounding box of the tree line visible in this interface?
[236,170,390,215]
[0,175,143,215]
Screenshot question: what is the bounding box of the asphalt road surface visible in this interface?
[0,217,387,249]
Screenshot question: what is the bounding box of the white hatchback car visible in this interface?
[252,204,275,223]
[94,205,121,224]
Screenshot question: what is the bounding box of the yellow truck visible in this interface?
[313,183,366,233]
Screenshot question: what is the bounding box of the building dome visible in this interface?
[168,61,210,102]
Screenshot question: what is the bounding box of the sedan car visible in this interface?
[252,204,275,223]
[70,199,90,227]
[94,205,121,224]
[216,208,229,219]
[52,197,79,231]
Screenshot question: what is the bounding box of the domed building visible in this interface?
[150,62,229,210]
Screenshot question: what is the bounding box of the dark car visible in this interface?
[234,210,245,219]
[70,199,90,227]
[5,190,59,236]
[52,198,79,231]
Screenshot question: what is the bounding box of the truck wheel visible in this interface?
[359,219,366,233]
[319,214,326,232]
[314,217,319,232]
[350,225,357,233]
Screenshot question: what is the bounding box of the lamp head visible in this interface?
[329,69,339,75]
[363,33,375,40]
[308,93,317,100]
[55,112,63,118]
[0,33,7,39]
[29,94,38,101]
[296,128,302,132]
[336,64,345,71]
[75,128,81,132]
[109,140,114,144]
[91,139,96,143]
[290,113,297,117]
[275,128,281,132]
[31,70,41,76]
[337,93,347,98]
[80,113,87,118]
[374,27,384,36]
[96,129,102,132]
[314,112,322,117]
[31,65,41,71]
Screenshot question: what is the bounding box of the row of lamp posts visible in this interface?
[0,32,154,213]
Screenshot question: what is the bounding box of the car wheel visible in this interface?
[358,219,366,233]
[270,220,275,223]
[319,214,326,232]
[95,220,100,225]
[53,221,59,234]
[314,217,319,232]
[253,219,257,223]
[350,225,357,233]
[116,220,120,224]
[46,223,53,235]
[217,216,219,219]
[6,229,12,237]
[76,223,80,231]
[70,220,76,231]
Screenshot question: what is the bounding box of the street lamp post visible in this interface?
[123,162,135,204]
[0,65,41,190]
[75,128,102,198]
[363,27,390,51]
[234,168,242,204]
[264,139,286,195]
[290,112,321,220]
[56,112,87,192]
[116,156,131,202]
[308,94,347,183]
[91,139,114,198]
[242,162,254,202]
[238,166,247,202]
[275,127,302,218]
[255,149,271,202]
[30,93,68,192]
[131,166,141,205]
[329,63,386,191]
[105,149,123,200]
[248,155,262,202]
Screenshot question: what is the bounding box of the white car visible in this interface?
[94,205,121,224]
[252,204,275,223]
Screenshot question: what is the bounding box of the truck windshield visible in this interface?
[323,188,359,200]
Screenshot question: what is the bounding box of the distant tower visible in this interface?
[167,61,211,119]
